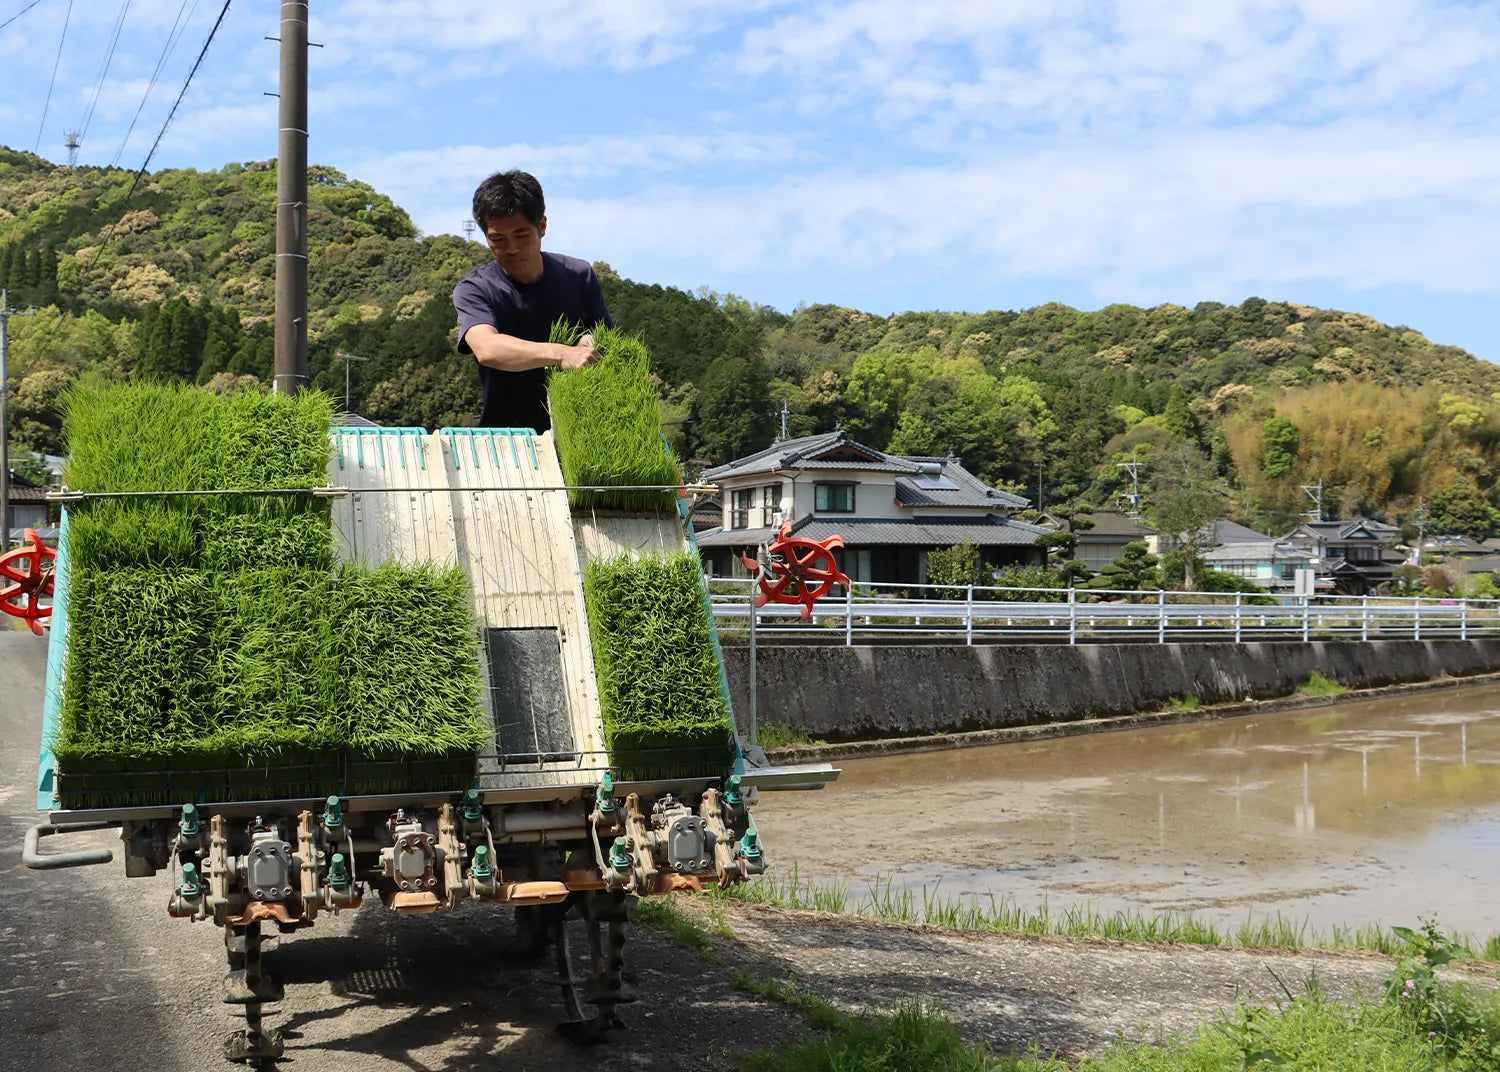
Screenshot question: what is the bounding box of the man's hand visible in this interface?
[557,332,597,372]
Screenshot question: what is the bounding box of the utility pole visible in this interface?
[1413,497,1428,567]
[462,219,475,242]
[334,351,370,414]
[778,400,789,441]
[1,290,38,550]
[273,1,310,395]
[64,130,80,169]
[1036,458,1044,513]
[1300,481,1323,523]
[1116,452,1142,520]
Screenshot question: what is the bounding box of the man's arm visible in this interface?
[463,325,597,372]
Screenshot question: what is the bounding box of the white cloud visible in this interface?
[738,0,1500,131]
[534,121,1500,306]
[317,0,786,76]
[351,130,807,236]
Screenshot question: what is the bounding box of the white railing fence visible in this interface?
[707,577,1500,646]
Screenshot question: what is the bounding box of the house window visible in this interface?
[731,488,755,529]
[760,484,781,527]
[815,483,855,513]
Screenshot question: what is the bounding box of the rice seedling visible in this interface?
[582,551,735,777]
[547,322,679,511]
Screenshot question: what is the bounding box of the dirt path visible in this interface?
[693,901,1486,1059]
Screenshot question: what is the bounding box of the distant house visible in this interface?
[1283,520,1398,595]
[1201,538,1316,592]
[1037,511,1156,574]
[5,472,53,547]
[697,431,1045,586]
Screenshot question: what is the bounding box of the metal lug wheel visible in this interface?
[552,890,635,1044]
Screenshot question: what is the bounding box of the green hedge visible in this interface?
[583,552,733,777]
[548,324,679,512]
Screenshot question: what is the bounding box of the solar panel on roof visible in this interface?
[912,473,958,490]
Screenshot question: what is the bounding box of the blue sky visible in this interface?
[2,0,1497,361]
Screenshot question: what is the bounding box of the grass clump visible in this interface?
[1168,694,1201,712]
[1297,670,1346,697]
[743,1001,1016,1072]
[547,323,678,511]
[754,721,828,749]
[582,551,734,777]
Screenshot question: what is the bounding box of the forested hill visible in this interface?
[4,145,1500,538]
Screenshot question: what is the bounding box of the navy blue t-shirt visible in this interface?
[453,252,613,432]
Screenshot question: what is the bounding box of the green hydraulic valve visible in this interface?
[178,861,201,898]
[470,844,493,880]
[462,787,484,823]
[179,802,199,837]
[595,773,617,816]
[609,836,633,875]
[323,795,344,830]
[327,853,352,890]
[723,774,743,809]
[739,828,763,865]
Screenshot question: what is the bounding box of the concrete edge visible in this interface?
[761,669,1500,764]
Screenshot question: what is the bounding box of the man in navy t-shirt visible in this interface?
[453,170,613,432]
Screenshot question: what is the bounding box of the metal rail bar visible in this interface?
[48,483,717,501]
[707,581,1500,647]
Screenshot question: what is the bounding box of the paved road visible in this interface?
[0,631,803,1071]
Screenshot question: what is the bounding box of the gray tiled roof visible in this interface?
[1201,540,1313,562]
[1075,512,1155,537]
[696,514,1047,549]
[893,456,1030,509]
[1208,519,1270,542]
[704,431,896,481]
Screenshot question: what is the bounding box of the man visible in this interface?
[453,170,612,432]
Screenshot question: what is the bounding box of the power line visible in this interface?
[0,0,48,34]
[83,0,232,274]
[110,0,198,168]
[77,0,132,144]
[32,0,73,153]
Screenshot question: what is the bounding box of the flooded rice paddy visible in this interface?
[752,684,1500,938]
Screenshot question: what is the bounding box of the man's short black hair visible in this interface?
[473,170,545,229]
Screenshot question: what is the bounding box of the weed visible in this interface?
[753,721,828,749]
[1168,694,1202,711]
[1297,671,1346,696]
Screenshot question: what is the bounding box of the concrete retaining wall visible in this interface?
[721,640,1500,740]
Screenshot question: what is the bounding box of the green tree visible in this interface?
[926,542,983,588]
[1148,440,1225,589]
[1084,541,1160,592]
[694,354,774,464]
[1261,416,1299,478]
[1163,385,1202,444]
[1430,477,1491,540]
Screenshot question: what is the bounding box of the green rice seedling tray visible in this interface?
[50,385,486,804]
[582,552,735,780]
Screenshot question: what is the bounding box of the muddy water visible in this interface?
[752,685,1500,937]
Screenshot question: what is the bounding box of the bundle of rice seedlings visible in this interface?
[583,552,733,778]
[547,323,679,512]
